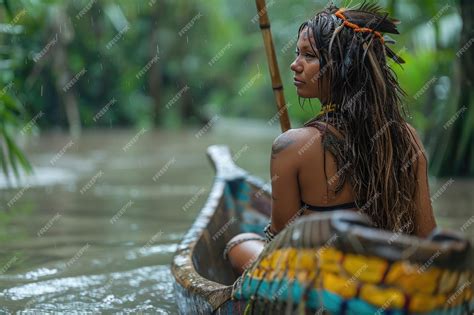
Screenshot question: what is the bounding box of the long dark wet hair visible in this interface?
[300,2,421,234]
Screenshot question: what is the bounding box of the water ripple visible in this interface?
[0,265,174,313]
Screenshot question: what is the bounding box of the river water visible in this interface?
[0,119,472,313]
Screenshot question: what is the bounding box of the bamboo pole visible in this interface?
[255,0,291,132]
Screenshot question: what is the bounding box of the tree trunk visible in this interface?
[51,5,81,138]
[149,4,161,126]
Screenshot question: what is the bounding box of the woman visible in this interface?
[224,3,437,275]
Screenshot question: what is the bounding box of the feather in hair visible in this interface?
[341,1,400,34]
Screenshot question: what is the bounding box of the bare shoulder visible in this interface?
[271,127,323,159]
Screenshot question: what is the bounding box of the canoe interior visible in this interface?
[193,176,271,285]
[171,145,273,314]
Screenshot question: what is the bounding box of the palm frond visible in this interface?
[0,143,10,185]
[0,2,34,185]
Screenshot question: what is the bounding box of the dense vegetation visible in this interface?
[0,0,472,178]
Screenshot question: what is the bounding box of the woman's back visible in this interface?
[288,117,436,237]
[298,120,356,213]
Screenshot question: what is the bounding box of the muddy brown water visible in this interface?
[0,119,472,313]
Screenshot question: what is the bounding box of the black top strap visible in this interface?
[301,200,357,212]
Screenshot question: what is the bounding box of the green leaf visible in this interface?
[2,0,13,19]
[0,140,11,184]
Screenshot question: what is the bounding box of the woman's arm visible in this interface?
[406,124,437,237]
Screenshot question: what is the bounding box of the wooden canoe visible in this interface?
[171,145,474,314]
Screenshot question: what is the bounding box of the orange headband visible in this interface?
[335,9,385,44]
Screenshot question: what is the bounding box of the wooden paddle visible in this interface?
[255,0,291,132]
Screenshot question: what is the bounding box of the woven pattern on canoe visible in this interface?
[231,212,474,314]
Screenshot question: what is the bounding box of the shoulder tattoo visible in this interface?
[271,133,295,159]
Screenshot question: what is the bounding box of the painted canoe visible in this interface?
[171,145,474,314]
